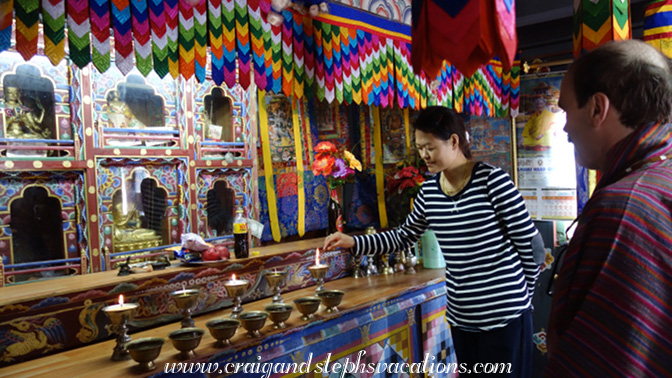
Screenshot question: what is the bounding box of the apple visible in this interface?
[202,247,220,261]
[215,245,230,260]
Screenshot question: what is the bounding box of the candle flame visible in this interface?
[119,294,124,305]
[316,248,320,265]
[232,274,236,281]
[182,283,186,291]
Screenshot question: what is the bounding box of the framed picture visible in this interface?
[315,100,340,139]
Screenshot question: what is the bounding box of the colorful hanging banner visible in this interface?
[222,0,236,87]
[15,0,40,62]
[67,0,91,69]
[303,16,315,98]
[248,0,266,89]
[207,0,223,84]
[644,0,672,57]
[194,0,207,82]
[131,0,152,76]
[0,0,12,53]
[178,0,195,79]
[112,0,134,75]
[165,0,179,78]
[293,14,305,98]
[44,0,66,67]
[148,0,168,78]
[282,10,294,97]
[234,0,251,89]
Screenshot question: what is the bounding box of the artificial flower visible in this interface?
[343,150,362,171]
[312,155,335,176]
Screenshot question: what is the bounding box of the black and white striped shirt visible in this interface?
[353,162,539,331]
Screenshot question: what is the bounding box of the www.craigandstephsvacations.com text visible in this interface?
[164,350,513,377]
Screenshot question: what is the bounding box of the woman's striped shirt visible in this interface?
[353,162,539,331]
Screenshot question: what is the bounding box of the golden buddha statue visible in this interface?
[111,188,162,253]
[2,86,51,139]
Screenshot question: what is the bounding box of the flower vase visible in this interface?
[327,188,343,234]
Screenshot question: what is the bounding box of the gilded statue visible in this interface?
[2,86,51,139]
[111,188,161,251]
[106,90,146,129]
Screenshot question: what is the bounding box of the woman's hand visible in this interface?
[323,232,355,251]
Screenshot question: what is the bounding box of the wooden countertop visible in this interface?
[0,268,445,378]
[0,238,324,305]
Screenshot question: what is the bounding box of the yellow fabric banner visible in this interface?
[372,107,388,228]
[257,91,281,241]
[292,98,306,237]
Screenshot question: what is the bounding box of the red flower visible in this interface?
[314,141,337,159]
[312,155,335,176]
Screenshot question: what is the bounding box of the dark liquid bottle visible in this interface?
[327,190,342,234]
[233,208,249,259]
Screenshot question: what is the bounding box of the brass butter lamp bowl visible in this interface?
[265,304,293,329]
[170,288,200,328]
[293,297,321,320]
[126,337,165,372]
[168,327,205,360]
[317,290,345,313]
[263,269,288,303]
[239,311,269,338]
[206,318,240,347]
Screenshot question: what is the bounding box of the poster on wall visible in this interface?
[464,115,514,179]
[516,74,577,220]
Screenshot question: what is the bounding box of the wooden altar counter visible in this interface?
[0,238,354,367]
[1,268,454,378]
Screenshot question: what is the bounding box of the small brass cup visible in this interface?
[126,337,165,372]
[317,290,344,313]
[293,297,321,320]
[239,311,269,338]
[168,327,205,360]
[206,318,240,347]
[265,304,293,329]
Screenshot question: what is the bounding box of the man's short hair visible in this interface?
[569,40,672,128]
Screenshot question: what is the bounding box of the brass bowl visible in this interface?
[239,311,269,338]
[293,297,321,320]
[206,318,240,347]
[264,304,293,329]
[317,290,345,313]
[168,327,205,360]
[126,337,165,372]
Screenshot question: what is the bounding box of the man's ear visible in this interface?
[590,92,610,128]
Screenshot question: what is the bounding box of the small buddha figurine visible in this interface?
[2,86,50,139]
[111,189,159,244]
[106,90,146,129]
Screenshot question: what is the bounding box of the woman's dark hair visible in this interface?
[413,106,472,159]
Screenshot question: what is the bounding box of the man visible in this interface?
[547,40,672,376]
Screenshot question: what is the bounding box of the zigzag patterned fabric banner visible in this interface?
[0,0,12,53]
[248,0,266,89]
[234,0,250,89]
[222,0,236,87]
[67,0,91,69]
[644,0,672,57]
[178,0,195,79]
[131,0,152,76]
[164,0,179,78]
[292,14,304,98]
[112,0,134,75]
[282,10,294,97]
[303,16,315,99]
[90,0,110,72]
[149,0,168,78]
[44,0,66,67]
[207,0,223,84]
[4,0,519,117]
[194,0,208,82]
[15,0,40,62]
[574,0,631,58]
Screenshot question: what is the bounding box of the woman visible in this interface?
[324,106,539,377]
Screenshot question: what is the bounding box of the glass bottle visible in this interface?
[233,207,249,259]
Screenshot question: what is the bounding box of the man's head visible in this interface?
[559,40,672,169]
